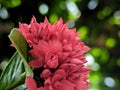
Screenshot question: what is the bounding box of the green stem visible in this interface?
[5,73,26,90]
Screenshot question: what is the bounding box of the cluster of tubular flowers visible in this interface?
[19,16,90,90]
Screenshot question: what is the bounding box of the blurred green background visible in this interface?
[0,0,120,90]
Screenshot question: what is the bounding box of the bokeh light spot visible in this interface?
[49,14,58,23]
[97,11,105,19]
[85,54,95,65]
[102,7,111,16]
[85,53,100,71]
[0,59,8,70]
[113,10,120,25]
[104,77,115,87]
[90,47,101,57]
[108,17,116,25]
[100,50,109,63]
[66,1,81,19]
[0,7,9,19]
[116,58,120,67]
[97,7,111,19]
[38,4,49,15]
[90,72,101,89]
[78,26,88,39]
[68,20,75,28]
[88,0,98,10]
[91,63,100,71]
[11,0,21,7]
[105,38,116,48]
[114,10,120,17]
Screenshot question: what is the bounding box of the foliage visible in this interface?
[0,29,33,90]
[0,52,25,90]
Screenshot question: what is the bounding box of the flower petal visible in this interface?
[29,47,44,59]
[83,46,90,52]
[46,58,58,68]
[75,77,90,90]
[29,59,44,68]
[37,87,47,90]
[40,69,51,78]
[52,69,66,83]
[49,39,62,53]
[38,40,49,54]
[70,58,83,65]
[25,77,37,90]
[60,80,75,90]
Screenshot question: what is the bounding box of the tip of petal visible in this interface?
[19,22,22,27]
[31,16,37,23]
[83,46,90,52]
[44,16,49,23]
[54,17,63,26]
[59,17,63,23]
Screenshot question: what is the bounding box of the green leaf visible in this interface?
[13,84,26,90]
[8,28,33,77]
[0,52,25,90]
[0,28,33,90]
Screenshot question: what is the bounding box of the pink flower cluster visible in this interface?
[19,16,90,90]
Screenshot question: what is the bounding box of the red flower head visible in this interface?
[19,16,90,90]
